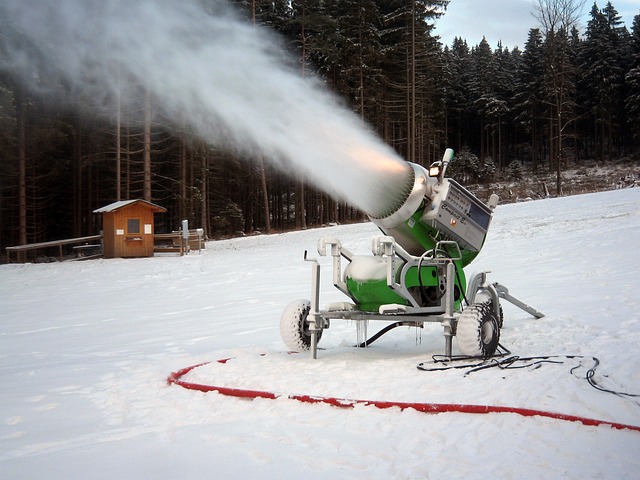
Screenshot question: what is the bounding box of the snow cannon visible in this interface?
[280,148,544,359]
[360,149,497,312]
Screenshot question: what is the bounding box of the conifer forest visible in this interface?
[0,0,638,259]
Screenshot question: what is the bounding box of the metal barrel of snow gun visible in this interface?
[366,148,498,267]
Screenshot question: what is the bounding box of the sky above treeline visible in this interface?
[434,0,639,50]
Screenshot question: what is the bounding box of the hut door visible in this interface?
[125,218,145,256]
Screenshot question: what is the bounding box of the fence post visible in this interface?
[196,228,203,254]
[181,220,189,256]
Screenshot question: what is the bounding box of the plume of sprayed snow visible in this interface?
[0,0,411,217]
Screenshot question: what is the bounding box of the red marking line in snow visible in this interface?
[167,361,640,433]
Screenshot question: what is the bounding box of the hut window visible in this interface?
[127,218,141,234]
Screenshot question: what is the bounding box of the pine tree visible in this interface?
[514,28,545,171]
[490,42,517,170]
[580,1,628,160]
[625,14,640,144]
[442,38,473,153]
[468,37,497,163]
[331,0,384,122]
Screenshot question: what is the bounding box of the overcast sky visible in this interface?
[434,0,639,50]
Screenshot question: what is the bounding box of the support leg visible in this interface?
[308,258,322,359]
[442,261,455,359]
[467,272,544,319]
[494,283,545,319]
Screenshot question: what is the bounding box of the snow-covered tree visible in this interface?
[579,2,628,160]
[442,37,473,153]
[514,28,545,171]
[625,14,640,142]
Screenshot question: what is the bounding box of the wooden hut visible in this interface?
[94,199,167,258]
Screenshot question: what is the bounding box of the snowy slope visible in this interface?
[1,188,639,479]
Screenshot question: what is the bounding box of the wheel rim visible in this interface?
[301,312,311,337]
[481,318,495,345]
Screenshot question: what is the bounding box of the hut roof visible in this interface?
[93,199,167,214]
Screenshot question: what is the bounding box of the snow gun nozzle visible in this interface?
[366,149,496,267]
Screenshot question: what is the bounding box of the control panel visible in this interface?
[423,179,493,252]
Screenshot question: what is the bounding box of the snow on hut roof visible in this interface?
[93,199,167,213]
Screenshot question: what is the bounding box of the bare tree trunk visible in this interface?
[251,1,270,234]
[531,121,538,172]
[599,118,604,161]
[358,0,365,120]
[607,114,612,161]
[189,147,195,220]
[143,90,152,202]
[125,122,131,200]
[286,185,292,226]
[16,86,26,245]
[557,109,562,195]
[479,119,485,162]
[548,111,554,171]
[259,158,270,234]
[245,166,255,233]
[200,147,209,238]
[87,146,94,233]
[491,124,496,164]
[116,71,122,201]
[300,1,306,76]
[409,0,416,163]
[298,1,307,230]
[297,179,306,229]
[73,123,82,237]
[535,0,585,194]
[497,119,501,170]
[179,133,187,222]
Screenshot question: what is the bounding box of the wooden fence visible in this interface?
[5,235,103,263]
[5,230,205,263]
[153,230,205,255]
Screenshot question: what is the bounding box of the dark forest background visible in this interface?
[0,0,638,259]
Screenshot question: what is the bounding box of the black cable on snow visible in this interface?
[417,345,640,401]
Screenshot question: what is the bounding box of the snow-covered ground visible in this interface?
[1,188,639,479]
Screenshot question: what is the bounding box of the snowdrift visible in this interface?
[1,188,639,479]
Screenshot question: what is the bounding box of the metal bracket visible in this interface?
[317,237,352,298]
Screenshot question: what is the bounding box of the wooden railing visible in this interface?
[5,235,102,263]
[153,230,205,255]
[5,229,205,263]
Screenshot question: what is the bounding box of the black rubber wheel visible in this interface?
[279,299,322,351]
[456,300,500,357]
